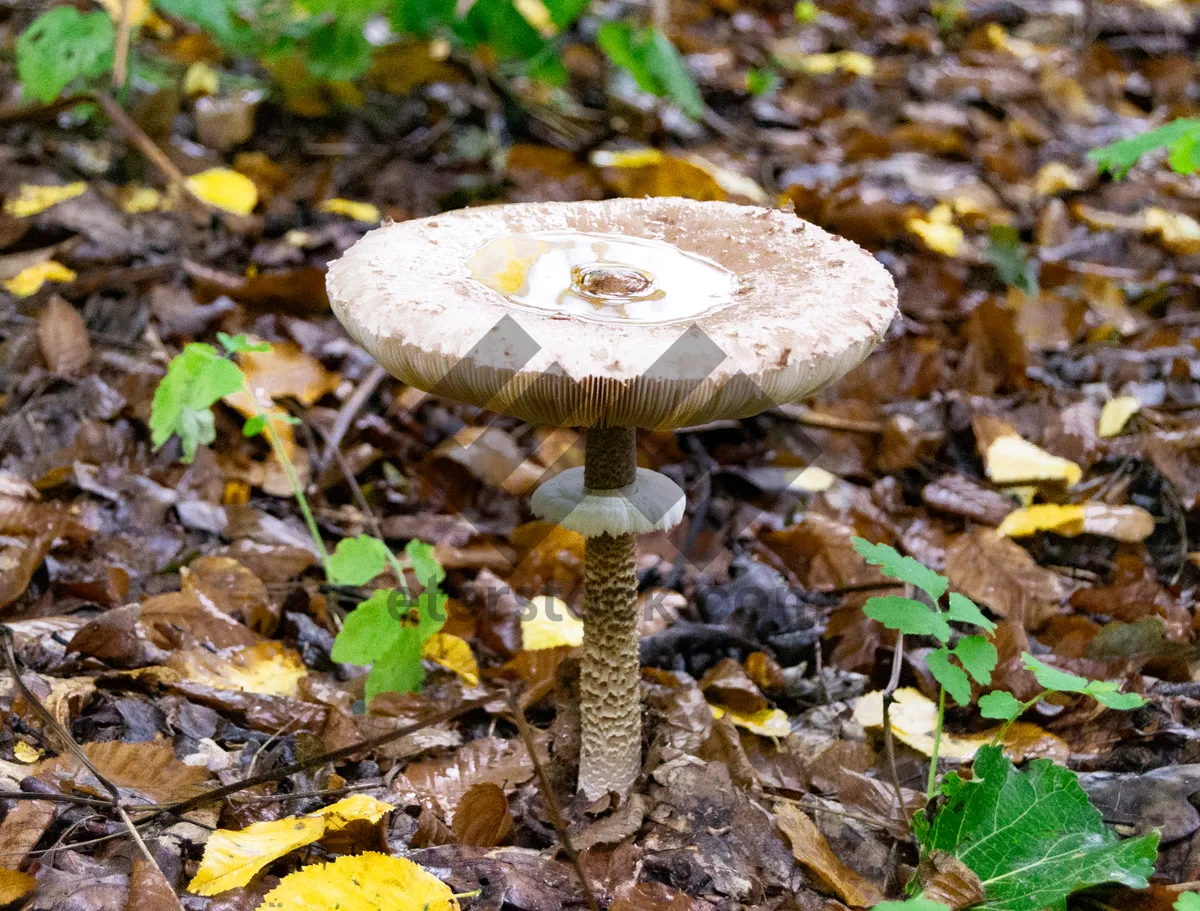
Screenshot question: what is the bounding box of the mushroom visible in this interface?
[327,198,897,799]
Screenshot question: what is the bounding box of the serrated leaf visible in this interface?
[597,22,704,119]
[929,647,972,705]
[17,8,114,103]
[1085,682,1146,711]
[256,852,459,911]
[1088,118,1200,178]
[1176,893,1200,911]
[979,690,1023,722]
[954,636,998,686]
[922,746,1159,911]
[327,534,390,586]
[865,595,951,642]
[406,538,445,587]
[218,332,271,354]
[151,344,246,463]
[1021,652,1092,692]
[853,538,949,601]
[946,592,997,634]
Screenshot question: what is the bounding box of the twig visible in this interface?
[505,691,600,911]
[880,633,912,834]
[319,364,387,472]
[113,0,133,92]
[773,404,885,434]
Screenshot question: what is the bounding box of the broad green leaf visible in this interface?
[1176,893,1200,911]
[327,535,390,586]
[922,746,1159,910]
[151,344,246,463]
[1021,652,1090,693]
[218,332,270,354]
[458,0,545,59]
[1085,682,1146,711]
[852,538,948,602]
[978,690,1023,722]
[1088,118,1200,178]
[597,22,704,119]
[954,636,998,686]
[305,20,373,81]
[154,0,263,54]
[542,0,590,29]
[864,596,950,642]
[391,0,457,35]
[986,225,1038,296]
[406,539,445,588]
[330,590,404,666]
[17,8,115,103]
[946,592,997,634]
[875,901,950,911]
[746,67,780,96]
[928,647,972,705]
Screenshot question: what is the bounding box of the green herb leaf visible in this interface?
[597,22,704,119]
[329,590,403,666]
[391,0,457,36]
[151,344,246,463]
[154,0,262,54]
[218,332,270,354]
[852,538,948,602]
[921,746,1159,910]
[1176,893,1200,911]
[954,635,998,686]
[864,596,951,642]
[1084,682,1146,711]
[986,225,1039,296]
[946,592,997,634]
[978,690,1023,722]
[929,646,972,705]
[406,539,445,588]
[17,7,115,104]
[874,900,950,911]
[746,67,780,97]
[1088,118,1200,178]
[327,534,390,586]
[1021,652,1091,692]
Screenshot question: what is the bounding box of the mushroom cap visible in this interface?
[327,198,897,429]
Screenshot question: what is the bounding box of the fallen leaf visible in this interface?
[36,294,91,374]
[188,794,393,895]
[422,633,480,686]
[318,198,381,223]
[255,852,459,911]
[128,857,184,911]
[591,148,767,204]
[855,688,1068,762]
[945,529,1067,628]
[118,185,164,213]
[709,703,791,738]
[908,203,964,256]
[0,869,37,905]
[781,50,875,76]
[521,595,583,650]
[918,850,986,910]
[183,61,219,96]
[4,260,76,297]
[1099,397,1140,437]
[451,782,513,847]
[186,167,259,215]
[12,741,41,763]
[775,802,885,906]
[4,182,87,217]
[0,801,55,877]
[998,503,1155,542]
[983,431,1082,486]
[168,642,308,697]
[398,736,537,823]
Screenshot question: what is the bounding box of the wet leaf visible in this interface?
[422,632,480,686]
[520,595,583,649]
[256,852,459,911]
[1098,397,1140,438]
[168,642,308,697]
[709,703,790,738]
[775,802,885,907]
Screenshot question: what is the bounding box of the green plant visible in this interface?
[597,22,705,118]
[1089,118,1200,178]
[1177,894,1200,910]
[151,335,444,699]
[16,6,115,103]
[986,225,1039,296]
[852,539,1156,909]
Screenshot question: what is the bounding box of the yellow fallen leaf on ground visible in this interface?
[318,198,381,223]
[1144,207,1200,255]
[170,642,308,697]
[423,633,480,686]
[786,51,875,76]
[256,852,459,911]
[907,203,964,256]
[786,466,836,492]
[12,741,41,763]
[119,185,164,214]
[710,703,791,738]
[855,688,1068,762]
[4,260,76,297]
[998,503,1155,542]
[591,148,767,204]
[985,434,1082,486]
[189,794,393,895]
[186,168,259,215]
[1098,396,1140,437]
[4,182,86,217]
[775,803,884,907]
[97,0,150,25]
[0,869,37,905]
[521,596,583,649]
[184,62,220,96]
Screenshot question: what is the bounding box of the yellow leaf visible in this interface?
[189,795,394,896]
[0,869,37,905]
[520,596,583,650]
[789,51,875,76]
[907,203,963,256]
[96,0,151,25]
[12,741,41,763]
[170,642,308,697]
[1144,207,1200,255]
[998,503,1155,543]
[119,185,163,214]
[317,198,382,223]
[710,703,791,738]
[1098,396,1140,437]
[184,62,220,97]
[985,434,1082,486]
[256,852,459,911]
[186,168,259,215]
[1032,162,1083,197]
[854,688,1067,762]
[423,633,480,686]
[785,465,836,493]
[590,148,767,203]
[514,0,554,34]
[4,182,87,218]
[4,260,76,297]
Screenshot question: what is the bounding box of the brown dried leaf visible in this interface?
[182,556,277,634]
[452,782,513,847]
[610,882,706,911]
[36,295,90,374]
[397,736,538,823]
[699,658,767,714]
[140,588,261,650]
[0,800,55,870]
[944,530,1067,629]
[775,802,885,907]
[127,857,184,911]
[46,737,210,804]
[919,850,986,910]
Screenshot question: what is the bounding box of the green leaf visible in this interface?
[330,590,403,665]
[875,901,950,911]
[542,0,590,29]
[1176,893,1200,911]
[954,635,998,686]
[793,0,818,22]
[1085,682,1146,711]
[746,66,780,97]
[978,690,1023,722]
[1021,652,1090,692]
[946,592,997,634]
[331,587,446,700]
[327,534,390,586]
[151,344,246,463]
[391,0,457,36]
[864,596,950,642]
[17,8,115,103]
[458,0,545,59]
[921,746,1159,910]
[218,332,270,354]
[242,414,268,438]
[596,22,704,119]
[929,646,972,705]
[406,539,445,588]
[852,538,948,602]
[986,225,1039,296]
[305,19,374,81]
[1088,118,1200,178]
[154,0,263,55]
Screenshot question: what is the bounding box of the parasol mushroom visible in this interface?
[327,198,897,799]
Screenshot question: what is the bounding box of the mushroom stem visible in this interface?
[579,425,642,799]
